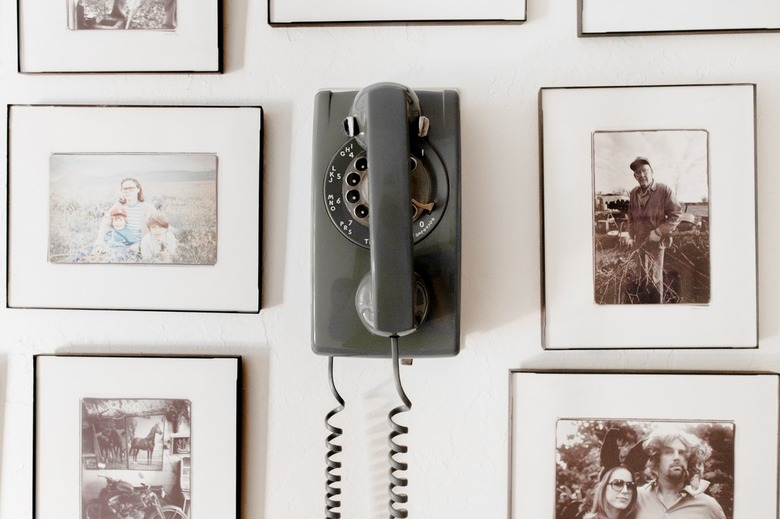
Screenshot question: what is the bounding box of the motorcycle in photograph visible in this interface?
[84,474,187,519]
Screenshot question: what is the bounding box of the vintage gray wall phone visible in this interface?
[312,82,461,357]
[311,82,461,518]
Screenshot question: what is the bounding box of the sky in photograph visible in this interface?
[593,130,709,203]
[49,153,217,199]
[50,153,215,182]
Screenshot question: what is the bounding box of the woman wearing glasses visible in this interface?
[584,428,643,519]
[97,177,154,245]
[584,465,638,519]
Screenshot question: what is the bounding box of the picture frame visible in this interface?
[268,0,526,26]
[539,84,757,349]
[509,370,779,519]
[7,104,263,313]
[579,0,780,36]
[34,354,242,519]
[18,0,221,73]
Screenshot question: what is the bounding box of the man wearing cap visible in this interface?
[635,428,726,519]
[624,156,682,303]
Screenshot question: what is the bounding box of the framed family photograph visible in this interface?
[540,84,757,349]
[18,0,220,72]
[35,355,241,519]
[509,370,779,519]
[579,0,780,36]
[268,0,526,25]
[7,105,263,312]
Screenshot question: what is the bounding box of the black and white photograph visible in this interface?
[580,0,780,35]
[18,0,218,72]
[68,0,177,30]
[510,371,779,519]
[593,130,710,305]
[555,419,733,519]
[81,398,191,517]
[49,153,218,266]
[540,84,756,349]
[35,356,240,518]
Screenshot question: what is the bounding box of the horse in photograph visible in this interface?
[107,423,124,462]
[130,422,162,465]
[96,431,113,462]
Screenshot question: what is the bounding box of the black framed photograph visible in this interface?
[18,0,220,72]
[540,84,757,349]
[35,355,241,519]
[509,370,779,519]
[7,105,263,313]
[579,0,780,35]
[268,0,526,25]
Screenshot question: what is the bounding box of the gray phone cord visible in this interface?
[325,356,345,519]
[388,335,412,519]
[325,337,413,519]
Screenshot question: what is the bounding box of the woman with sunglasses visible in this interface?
[584,465,638,519]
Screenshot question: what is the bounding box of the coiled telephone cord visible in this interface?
[388,336,412,519]
[325,356,345,519]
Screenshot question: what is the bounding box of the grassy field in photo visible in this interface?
[49,180,217,265]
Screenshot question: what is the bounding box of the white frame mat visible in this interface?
[580,0,780,35]
[35,355,241,519]
[540,84,757,349]
[268,0,526,25]
[509,370,779,519]
[18,0,220,73]
[7,105,262,313]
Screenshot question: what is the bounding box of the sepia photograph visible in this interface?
[510,371,778,518]
[540,84,755,348]
[81,398,191,518]
[36,355,240,518]
[19,0,218,72]
[49,153,218,266]
[555,419,733,519]
[68,0,177,30]
[592,130,710,305]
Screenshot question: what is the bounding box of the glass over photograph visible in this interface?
[592,130,710,305]
[81,398,191,518]
[49,153,218,266]
[68,0,177,30]
[556,419,733,519]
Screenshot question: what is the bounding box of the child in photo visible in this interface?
[102,206,140,256]
[141,212,178,263]
[71,206,139,262]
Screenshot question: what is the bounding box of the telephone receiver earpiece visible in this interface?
[343,83,430,142]
[344,83,430,337]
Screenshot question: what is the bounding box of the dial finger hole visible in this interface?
[347,190,361,203]
[346,172,361,186]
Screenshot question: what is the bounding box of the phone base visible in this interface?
[311,87,461,358]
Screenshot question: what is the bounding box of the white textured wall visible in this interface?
[2,1,780,518]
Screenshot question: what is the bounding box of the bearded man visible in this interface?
[636,428,726,519]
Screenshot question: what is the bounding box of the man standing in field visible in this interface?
[623,156,682,303]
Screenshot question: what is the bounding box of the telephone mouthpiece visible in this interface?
[355,272,429,337]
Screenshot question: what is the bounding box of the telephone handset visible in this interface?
[312,82,461,357]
